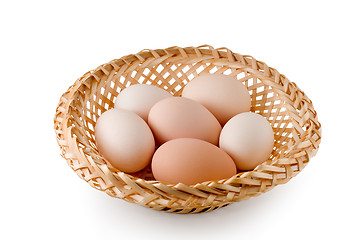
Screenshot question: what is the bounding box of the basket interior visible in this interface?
[67,57,303,181]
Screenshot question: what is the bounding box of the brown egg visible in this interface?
[114,84,172,122]
[148,97,221,145]
[219,112,274,171]
[182,73,251,125]
[94,108,155,173]
[151,138,237,185]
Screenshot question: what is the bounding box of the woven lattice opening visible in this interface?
[54,45,321,213]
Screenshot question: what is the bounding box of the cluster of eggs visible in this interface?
[94,74,274,185]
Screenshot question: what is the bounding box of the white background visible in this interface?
[1,1,360,239]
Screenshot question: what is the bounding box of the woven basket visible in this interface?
[54,45,321,214]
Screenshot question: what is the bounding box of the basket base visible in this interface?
[153,203,230,214]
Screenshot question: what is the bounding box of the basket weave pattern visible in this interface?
[54,45,321,213]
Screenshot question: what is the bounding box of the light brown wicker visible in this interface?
[54,45,321,214]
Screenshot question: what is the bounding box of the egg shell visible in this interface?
[94,108,155,173]
[148,97,222,145]
[219,112,274,171]
[114,84,172,122]
[151,138,237,185]
[182,73,251,125]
